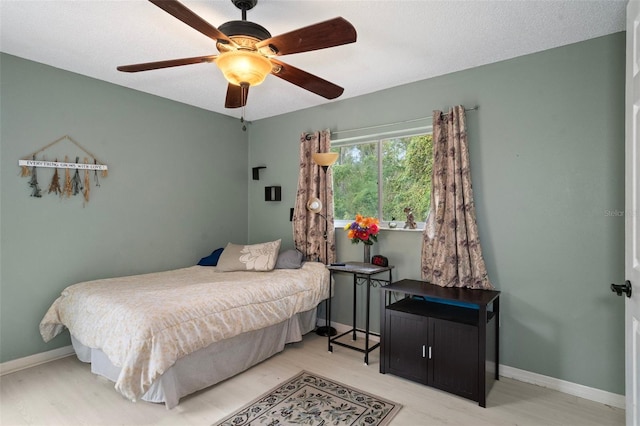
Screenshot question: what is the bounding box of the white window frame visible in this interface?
[331,125,433,230]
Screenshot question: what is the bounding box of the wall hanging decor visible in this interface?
[264,186,281,201]
[18,135,109,205]
[252,166,266,180]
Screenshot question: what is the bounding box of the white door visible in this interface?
[626,1,640,425]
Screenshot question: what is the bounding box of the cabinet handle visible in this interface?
[422,345,426,358]
[429,346,432,359]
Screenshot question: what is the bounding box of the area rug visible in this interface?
[213,371,402,426]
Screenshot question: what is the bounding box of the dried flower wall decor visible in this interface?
[18,135,109,205]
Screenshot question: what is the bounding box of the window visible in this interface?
[331,131,433,227]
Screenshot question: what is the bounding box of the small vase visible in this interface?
[363,244,371,263]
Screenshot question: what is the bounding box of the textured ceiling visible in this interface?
[0,0,627,121]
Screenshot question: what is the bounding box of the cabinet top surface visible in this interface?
[382,279,500,305]
[326,262,394,275]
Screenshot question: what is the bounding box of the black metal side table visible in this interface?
[325,262,394,364]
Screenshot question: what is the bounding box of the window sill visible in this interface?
[333,220,423,232]
[379,227,423,232]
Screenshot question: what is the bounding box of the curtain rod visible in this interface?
[332,106,478,137]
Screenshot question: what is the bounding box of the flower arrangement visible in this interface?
[344,215,380,245]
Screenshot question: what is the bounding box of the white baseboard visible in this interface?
[500,364,625,409]
[4,335,626,410]
[0,345,74,376]
[317,319,625,409]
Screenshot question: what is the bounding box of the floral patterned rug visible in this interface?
[213,371,402,426]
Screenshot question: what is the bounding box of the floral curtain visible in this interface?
[421,106,493,290]
[293,130,336,264]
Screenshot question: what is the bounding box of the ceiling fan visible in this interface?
[117,0,357,109]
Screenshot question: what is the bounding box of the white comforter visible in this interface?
[40,262,329,402]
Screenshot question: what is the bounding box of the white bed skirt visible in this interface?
[71,308,317,408]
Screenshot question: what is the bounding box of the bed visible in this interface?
[39,245,329,409]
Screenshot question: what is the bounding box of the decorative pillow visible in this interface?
[275,249,304,269]
[197,247,224,266]
[216,240,281,272]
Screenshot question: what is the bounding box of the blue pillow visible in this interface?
[197,248,224,266]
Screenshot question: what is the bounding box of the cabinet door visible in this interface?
[384,310,429,384]
[429,318,479,401]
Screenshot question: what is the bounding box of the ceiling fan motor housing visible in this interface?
[218,20,271,51]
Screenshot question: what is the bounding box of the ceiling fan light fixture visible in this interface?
[216,50,272,86]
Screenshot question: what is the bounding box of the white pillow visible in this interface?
[216,240,282,272]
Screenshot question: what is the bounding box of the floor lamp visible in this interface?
[307,151,339,337]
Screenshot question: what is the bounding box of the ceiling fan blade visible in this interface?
[149,0,235,46]
[255,17,356,56]
[225,83,249,108]
[269,58,344,100]
[117,55,217,72]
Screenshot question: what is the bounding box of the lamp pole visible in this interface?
[321,164,329,264]
[311,152,339,337]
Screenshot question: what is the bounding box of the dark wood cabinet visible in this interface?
[384,309,429,383]
[380,280,500,407]
[429,317,479,400]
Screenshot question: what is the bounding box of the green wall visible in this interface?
[0,31,626,397]
[248,33,626,394]
[0,54,249,362]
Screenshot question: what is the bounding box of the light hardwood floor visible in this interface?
[0,332,624,426]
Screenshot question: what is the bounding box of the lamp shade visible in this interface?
[216,50,272,87]
[312,152,339,167]
[306,197,323,214]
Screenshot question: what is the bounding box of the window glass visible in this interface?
[331,132,433,226]
[332,142,378,220]
[382,134,433,223]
